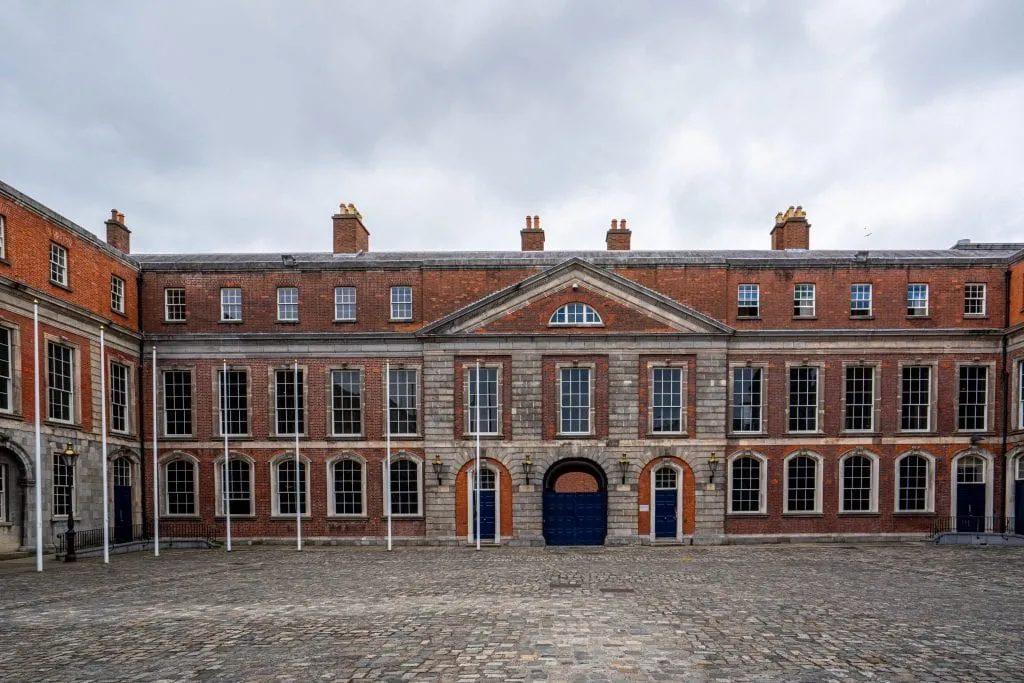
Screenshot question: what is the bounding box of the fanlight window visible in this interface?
[549,303,602,326]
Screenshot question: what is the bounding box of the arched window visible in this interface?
[330,457,365,516]
[728,452,766,514]
[654,466,677,490]
[165,458,196,516]
[784,452,821,513]
[273,458,308,516]
[388,456,421,516]
[957,455,985,483]
[839,451,877,513]
[215,456,253,516]
[895,451,933,512]
[112,457,132,488]
[549,303,602,326]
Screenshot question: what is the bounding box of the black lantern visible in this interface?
[618,453,630,485]
[522,456,534,485]
[61,442,79,563]
[432,454,444,485]
[708,452,720,484]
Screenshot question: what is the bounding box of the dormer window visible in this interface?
[549,303,602,326]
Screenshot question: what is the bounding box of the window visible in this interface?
[0,214,5,259]
[110,276,125,314]
[0,463,6,522]
[218,369,249,436]
[331,369,362,436]
[793,284,815,317]
[388,457,420,516]
[277,287,299,322]
[957,455,985,484]
[0,328,11,412]
[729,454,764,514]
[387,368,418,436]
[49,243,67,286]
[466,366,500,435]
[958,366,988,431]
[53,453,74,517]
[275,460,308,515]
[334,286,356,321]
[850,284,872,317]
[907,284,928,316]
[113,458,131,488]
[559,366,592,435]
[731,367,763,433]
[901,366,931,431]
[164,288,186,322]
[390,286,413,321]
[650,367,683,433]
[166,459,196,515]
[737,284,759,317]
[785,453,819,513]
[843,366,874,432]
[1019,361,1024,430]
[896,452,931,512]
[274,368,305,436]
[220,287,243,322]
[787,367,818,432]
[110,362,129,434]
[163,370,193,436]
[216,459,252,516]
[549,303,602,325]
[840,452,875,513]
[47,341,74,423]
[331,458,364,516]
[964,284,986,316]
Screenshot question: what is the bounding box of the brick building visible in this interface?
[3,181,1024,549]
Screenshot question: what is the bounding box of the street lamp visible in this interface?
[618,453,630,485]
[521,456,534,485]
[61,442,79,563]
[431,454,444,485]
[707,452,720,484]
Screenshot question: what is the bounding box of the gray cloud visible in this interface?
[1,0,1022,254]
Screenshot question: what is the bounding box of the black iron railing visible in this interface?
[929,516,1019,536]
[56,521,222,554]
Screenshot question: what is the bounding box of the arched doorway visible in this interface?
[543,459,607,546]
[1012,451,1024,534]
[111,455,135,543]
[652,464,681,539]
[953,452,991,532]
[468,464,498,544]
[454,458,513,544]
[638,456,695,541]
[0,446,29,552]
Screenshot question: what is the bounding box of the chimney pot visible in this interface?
[611,219,618,230]
[521,213,544,251]
[620,218,627,231]
[333,202,370,253]
[770,205,810,250]
[606,216,631,250]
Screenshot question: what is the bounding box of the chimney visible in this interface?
[771,205,810,250]
[333,203,369,254]
[605,217,631,250]
[105,209,131,253]
[521,215,544,251]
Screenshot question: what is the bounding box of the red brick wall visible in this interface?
[480,286,675,334]
[552,471,599,492]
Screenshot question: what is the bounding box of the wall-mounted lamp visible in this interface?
[618,453,630,485]
[432,454,444,485]
[522,456,534,485]
[708,452,720,484]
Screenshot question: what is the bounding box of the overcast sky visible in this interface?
[2,1,1023,254]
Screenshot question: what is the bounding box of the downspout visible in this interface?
[136,270,148,533]
[1000,268,1010,522]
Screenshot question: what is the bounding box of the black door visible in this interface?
[956,483,985,533]
[1015,480,1024,534]
[543,491,607,545]
[114,485,132,543]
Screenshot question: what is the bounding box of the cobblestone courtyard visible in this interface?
[1,544,1022,682]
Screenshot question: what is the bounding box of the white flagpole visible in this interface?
[152,346,159,557]
[223,360,232,552]
[475,360,481,551]
[33,302,42,572]
[100,327,109,563]
[294,360,302,551]
[385,361,392,551]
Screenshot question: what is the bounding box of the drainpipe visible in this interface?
[1000,268,1010,522]
[136,270,148,533]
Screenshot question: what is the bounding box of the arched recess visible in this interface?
[950,448,994,532]
[543,458,608,545]
[1005,447,1024,534]
[638,456,695,539]
[454,458,513,542]
[108,448,142,539]
[0,441,32,551]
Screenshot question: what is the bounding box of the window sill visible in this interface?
[837,511,880,517]
[963,314,988,320]
[333,319,357,324]
[726,512,768,518]
[50,516,81,523]
[785,431,824,437]
[906,315,930,320]
[735,315,761,320]
[162,434,196,440]
[380,515,423,520]
[214,514,256,520]
[893,511,935,516]
[327,515,368,521]
[729,431,767,437]
[556,434,598,440]
[163,319,188,324]
[782,512,823,517]
[162,515,202,520]
[0,258,10,267]
[329,434,365,440]
[44,419,80,429]
[898,430,937,436]
[849,314,874,320]
[461,433,504,440]
[270,515,311,520]
[646,432,688,439]
[50,280,72,293]
[0,521,13,528]
[0,411,24,421]
[955,430,994,436]
[219,435,253,441]
[841,431,880,436]
[271,434,308,440]
[389,318,413,323]
[388,434,422,439]
[792,315,817,320]
[275,320,300,325]
[218,319,244,324]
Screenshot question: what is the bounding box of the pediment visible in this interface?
[419,258,732,337]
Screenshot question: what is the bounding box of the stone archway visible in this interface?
[542,458,608,545]
[0,445,31,552]
[454,458,513,543]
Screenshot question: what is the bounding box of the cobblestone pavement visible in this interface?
[1,544,1023,682]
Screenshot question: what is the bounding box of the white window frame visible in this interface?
[334,286,357,321]
[467,462,501,544]
[785,363,822,434]
[956,363,991,433]
[548,303,603,326]
[386,366,420,437]
[0,462,7,522]
[46,339,77,424]
[216,367,250,437]
[214,454,255,517]
[899,363,936,433]
[390,286,413,321]
[907,283,929,317]
[327,455,367,518]
[464,364,502,436]
[163,454,199,517]
[277,287,299,322]
[52,452,76,518]
[164,287,186,322]
[737,284,759,318]
[648,461,685,541]
[729,363,767,435]
[557,363,595,436]
[271,454,311,518]
[963,283,986,317]
[110,275,125,314]
[329,367,364,437]
[162,368,194,437]
[793,283,815,318]
[894,449,935,513]
[0,214,6,260]
[384,453,423,518]
[841,363,879,433]
[109,361,130,434]
[648,364,685,435]
[838,449,879,514]
[783,450,823,514]
[220,287,243,322]
[726,450,768,515]
[850,283,872,317]
[0,325,14,415]
[49,243,68,286]
[272,366,306,437]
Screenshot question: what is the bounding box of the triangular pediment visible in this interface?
[419,258,732,336]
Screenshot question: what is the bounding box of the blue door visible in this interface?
[114,485,132,543]
[1014,480,1024,534]
[543,492,607,545]
[956,484,985,532]
[472,467,497,543]
[654,467,678,539]
[476,491,496,541]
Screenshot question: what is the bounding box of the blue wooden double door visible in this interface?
[542,458,609,546]
[470,467,498,543]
